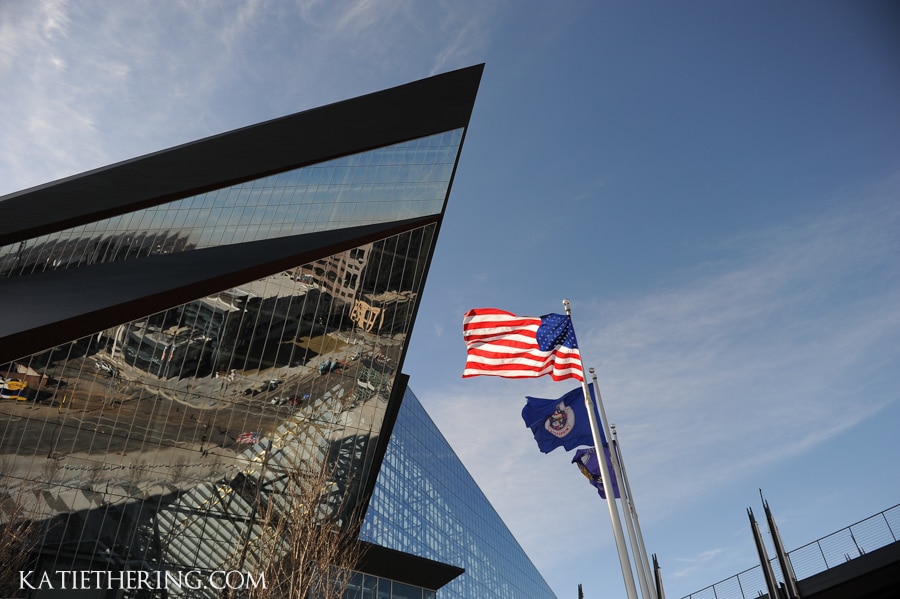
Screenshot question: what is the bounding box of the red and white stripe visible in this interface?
[462,308,583,381]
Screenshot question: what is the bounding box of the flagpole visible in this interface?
[589,370,652,599]
[610,421,656,599]
[610,432,652,599]
[598,405,651,599]
[564,299,639,599]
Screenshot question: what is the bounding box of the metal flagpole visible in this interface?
[609,432,652,599]
[591,369,651,599]
[609,421,656,599]
[564,299,639,599]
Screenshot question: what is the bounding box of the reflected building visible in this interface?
[0,66,557,598]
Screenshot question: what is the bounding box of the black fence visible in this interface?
[682,503,900,599]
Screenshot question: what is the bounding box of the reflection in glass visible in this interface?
[0,130,462,278]
[0,225,436,596]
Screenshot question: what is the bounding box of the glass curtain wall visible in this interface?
[0,129,461,278]
[331,572,437,599]
[1,224,435,595]
[0,128,460,597]
[362,389,558,599]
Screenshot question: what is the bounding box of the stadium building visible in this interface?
[0,65,558,599]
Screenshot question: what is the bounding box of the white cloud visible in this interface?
[0,0,69,72]
[428,2,494,75]
[672,547,726,579]
[420,379,608,568]
[581,196,899,501]
[0,0,498,195]
[418,181,900,576]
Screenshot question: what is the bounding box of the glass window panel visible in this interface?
[360,384,557,599]
[390,581,422,599]
[0,115,490,597]
[377,578,391,599]
[2,129,463,279]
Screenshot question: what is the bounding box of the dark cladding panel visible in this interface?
[357,542,464,590]
[0,217,437,365]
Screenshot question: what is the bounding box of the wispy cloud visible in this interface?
[672,547,726,579]
[581,190,900,494]
[418,179,900,574]
[428,1,494,75]
[0,0,102,190]
[0,0,496,195]
[0,0,69,72]
[1,1,210,190]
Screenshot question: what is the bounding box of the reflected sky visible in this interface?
[0,129,462,274]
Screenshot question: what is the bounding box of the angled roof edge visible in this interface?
[0,64,484,245]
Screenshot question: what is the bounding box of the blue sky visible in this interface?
[1,2,898,597]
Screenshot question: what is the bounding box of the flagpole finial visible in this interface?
[562,299,571,315]
[589,367,595,375]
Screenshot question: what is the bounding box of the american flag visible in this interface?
[462,308,584,381]
[236,431,260,444]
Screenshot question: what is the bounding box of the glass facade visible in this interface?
[0,65,555,599]
[0,130,462,279]
[362,388,558,599]
[0,125,458,597]
[340,572,437,599]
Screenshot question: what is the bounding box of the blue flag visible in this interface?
[522,384,597,453]
[572,445,621,499]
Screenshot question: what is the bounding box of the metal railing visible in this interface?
[682,503,900,599]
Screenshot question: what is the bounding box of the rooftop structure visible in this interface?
[683,503,900,599]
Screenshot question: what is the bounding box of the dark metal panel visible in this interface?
[796,541,900,599]
[357,541,465,590]
[0,64,484,245]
